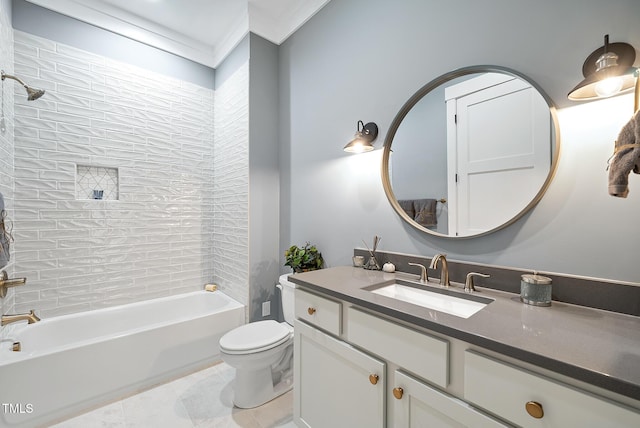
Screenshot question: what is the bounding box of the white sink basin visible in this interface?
[367,282,491,318]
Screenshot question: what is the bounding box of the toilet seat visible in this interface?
[220,320,292,355]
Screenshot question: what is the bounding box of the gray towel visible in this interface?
[0,192,9,263]
[398,199,416,218]
[608,110,640,198]
[413,198,437,227]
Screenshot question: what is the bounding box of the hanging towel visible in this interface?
[413,198,438,227]
[398,199,416,218]
[0,192,8,262]
[608,110,640,198]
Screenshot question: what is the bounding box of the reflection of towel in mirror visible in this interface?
[398,199,416,218]
[413,198,437,227]
[609,110,640,198]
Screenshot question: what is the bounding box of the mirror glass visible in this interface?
[382,66,560,238]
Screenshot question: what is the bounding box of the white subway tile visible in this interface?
[14,30,56,51]
[13,41,38,57]
[11,33,235,315]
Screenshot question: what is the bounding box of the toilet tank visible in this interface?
[279,274,295,324]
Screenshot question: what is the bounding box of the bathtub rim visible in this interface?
[0,290,244,363]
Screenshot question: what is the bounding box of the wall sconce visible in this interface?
[570,37,640,198]
[343,120,379,153]
[568,35,638,111]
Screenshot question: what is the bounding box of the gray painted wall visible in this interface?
[215,34,249,90]
[249,33,281,321]
[279,0,640,283]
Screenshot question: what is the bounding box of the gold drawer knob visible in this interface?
[369,374,379,385]
[525,401,544,419]
[393,387,404,399]
[307,307,316,315]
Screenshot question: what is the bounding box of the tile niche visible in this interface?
[76,165,119,201]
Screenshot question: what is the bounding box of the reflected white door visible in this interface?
[446,73,551,236]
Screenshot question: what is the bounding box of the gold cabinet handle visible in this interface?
[307,307,316,315]
[393,387,404,399]
[369,374,379,385]
[525,401,544,419]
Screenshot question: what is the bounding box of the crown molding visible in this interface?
[23,0,331,69]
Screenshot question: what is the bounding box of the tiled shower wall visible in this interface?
[11,31,218,317]
[212,63,249,308]
[0,0,14,318]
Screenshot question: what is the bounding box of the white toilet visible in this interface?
[219,274,295,408]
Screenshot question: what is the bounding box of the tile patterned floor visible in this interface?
[50,362,295,428]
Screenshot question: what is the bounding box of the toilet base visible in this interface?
[232,366,293,409]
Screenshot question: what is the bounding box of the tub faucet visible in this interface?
[429,254,450,287]
[1,310,40,326]
[0,270,27,298]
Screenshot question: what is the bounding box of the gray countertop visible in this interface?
[288,266,640,401]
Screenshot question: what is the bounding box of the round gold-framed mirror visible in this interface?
[382,66,560,238]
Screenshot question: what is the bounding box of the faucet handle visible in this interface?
[408,262,428,283]
[0,271,27,298]
[465,272,490,293]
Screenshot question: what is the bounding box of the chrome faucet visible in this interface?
[408,262,428,283]
[0,270,27,298]
[429,254,450,287]
[1,310,40,326]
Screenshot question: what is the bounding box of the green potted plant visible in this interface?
[285,242,324,273]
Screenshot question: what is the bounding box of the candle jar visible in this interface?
[520,274,552,306]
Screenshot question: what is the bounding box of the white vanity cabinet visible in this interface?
[392,370,507,427]
[293,286,640,427]
[347,307,508,427]
[294,288,507,427]
[294,319,385,428]
[465,350,640,427]
[294,288,385,428]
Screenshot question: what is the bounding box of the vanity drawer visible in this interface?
[464,350,640,427]
[295,288,342,335]
[347,307,449,388]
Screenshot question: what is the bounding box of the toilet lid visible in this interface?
[220,320,292,353]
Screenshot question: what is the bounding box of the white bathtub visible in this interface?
[0,290,244,427]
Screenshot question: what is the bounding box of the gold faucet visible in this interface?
[429,254,450,287]
[0,270,27,298]
[408,262,429,283]
[1,310,40,326]
[465,272,490,293]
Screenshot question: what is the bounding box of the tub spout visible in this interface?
[0,270,27,298]
[1,310,40,326]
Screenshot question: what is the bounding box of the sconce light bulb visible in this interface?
[595,76,624,98]
[349,142,366,153]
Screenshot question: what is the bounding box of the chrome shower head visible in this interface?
[1,70,45,101]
